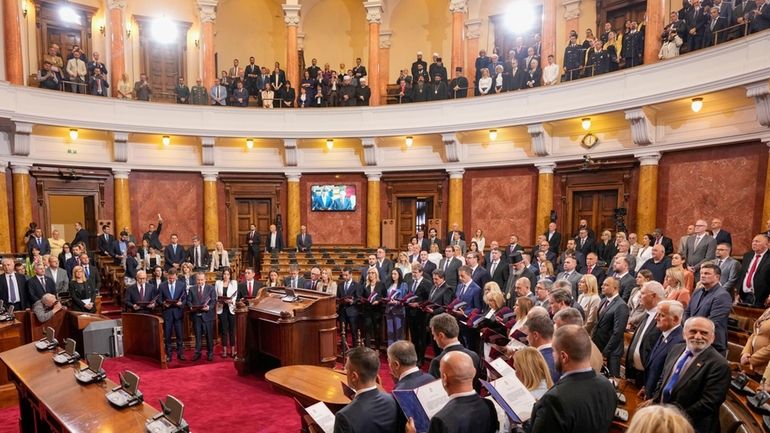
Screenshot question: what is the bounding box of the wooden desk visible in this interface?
[0,342,158,433]
[121,313,167,369]
[0,314,25,407]
[265,365,352,410]
[610,379,641,432]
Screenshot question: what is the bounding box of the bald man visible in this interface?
[124,270,158,313]
[407,351,498,433]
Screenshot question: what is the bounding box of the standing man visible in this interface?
[163,234,185,271]
[428,313,482,388]
[124,270,158,314]
[405,264,432,364]
[640,300,684,399]
[438,246,462,289]
[387,340,435,390]
[639,245,672,284]
[737,234,770,306]
[0,259,28,310]
[338,268,365,346]
[265,224,283,253]
[97,225,115,256]
[134,73,152,101]
[71,222,90,247]
[27,263,57,304]
[246,224,261,270]
[296,225,313,253]
[714,243,741,295]
[625,281,665,385]
[684,263,732,354]
[142,214,163,251]
[710,218,732,246]
[27,227,51,258]
[545,221,561,255]
[237,268,262,300]
[652,228,675,256]
[556,257,583,300]
[682,219,717,278]
[175,77,190,104]
[160,269,185,362]
[188,273,216,361]
[486,248,509,289]
[591,277,630,377]
[187,236,209,272]
[190,79,208,105]
[45,256,69,296]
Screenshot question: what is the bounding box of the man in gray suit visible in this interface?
[437,245,462,289]
[556,257,583,300]
[714,242,741,294]
[682,219,717,277]
[612,256,636,302]
[45,256,69,296]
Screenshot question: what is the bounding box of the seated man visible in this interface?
[334,346,399,433]
[33,293,63,323]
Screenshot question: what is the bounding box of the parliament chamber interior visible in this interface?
[0,0,770,432]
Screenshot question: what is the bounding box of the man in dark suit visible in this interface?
[124,270,158,313]
[79,254,101,294]
[446,223,465,242]
[684,263,732,354]
[710,218,732,245]
[375,248,394,287]
[705,7,728,44]
[686,0,709,51]
[582,252,607,286]
[611,256,637,302]
[404,264,433,363]
[737,234,770,306]
[415,250,436,278]
[466,252,490,289]
[416,229,431,252]
[265,224,283,253]
[530,325,616,433]
[649,317,730,433]
[27,227,51,257]
[504,234,524,258]
[485,248,509,289]
[544,222,561,255]
[575,228,595,256]
[750,0,770,33]
[386,340,435,390]
[338,268,365,347]
[428,313,482,391]
[97,225,115,256]
[526,313,560,384]
[427,228,442,252]
[625,281,665,385]
[187,273,217,361]
[71,222,90,247]
[592,276,630,377]
[245,224,261,269]
[334,347,398,433]
[556,239,585,273]
[641,299,685,399]
[1,259,29,311]
[639,245,672,284]
[163,234,186,271]
[296,225,312,252]
[159,269,186,362]
[437,246,462,289]
[45,256,69,296]
[237,268,262,300]
[187,236,209,272]
[142,215,163,251]
[27,263,57,304]
[555,257,583,300]
[652,228,675,256]
[572,219,596,240]
[454,266,482,313]
[504,253,536,308]
[283,265,306,289]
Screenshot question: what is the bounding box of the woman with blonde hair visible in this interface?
[362,268,385,348]
[664,267,690,308]
[597,230,616,264]
[317,268,337,295]
[578,274,601,334]
[395,252,412,277]
[453,245,465,265]
[670,253,694,292]
[626,405,694,433]
[210,241,229,272]
[471,229,485,253]
[427,243,442,266]
[513,347,554,399]
[538,260,556,282]
[70,265,97,313]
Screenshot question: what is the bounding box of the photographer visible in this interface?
[89,67,109,97]
[659,30,683,60]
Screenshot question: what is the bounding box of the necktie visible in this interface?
[717,259,723,268]
[662,350,693,403]
[458,283,466,297]
[293,278,297,288]
[198,286,203,300]
[490,261,497,276]
[430,286,438,299]
[195,248,199,267]
[694,235,702,249]
[139,284,144,300]
[85,266,90,278]
[412,280,418,293]
[581,238,585,247]
[8,276,17,303]
[248,281,253,297]
[444,260,449,271]
[747,254,763,289]
[39,276,45,289]
[599,298,611,315]
[38,238,42,246]
[588,265,594,275]
[170,282,175,298]
[630,312,653,367]
[345,281,350,293]
[312,280,317,290]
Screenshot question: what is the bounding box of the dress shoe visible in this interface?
[166,354,172,363]
[221,348,228,359]
[231,351,236,358]
[177,353,186,361]
[192,352,201,361]
[207,352,214,362]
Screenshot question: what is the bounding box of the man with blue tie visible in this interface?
[27,263,57,304]
[1,259,28,310]
[80,254,101,294]
[27,228,51,258]
[338,268,365,346]
[454,266,483,351]
[648,317,729,433]
[639,300,684,400]
[97,225,114,256]
[187,273,217,361]
[159,269,186,362]
[164,234,186,271]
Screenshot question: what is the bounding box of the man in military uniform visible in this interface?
[587,40,611,77]
[563,33,584,81]
[191,79,208,105]
[175,77,190,104]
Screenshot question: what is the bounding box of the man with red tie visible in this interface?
[188,273,217,361]
[124,270,158,314]
[237,268,262,300]
[738,234,770,306]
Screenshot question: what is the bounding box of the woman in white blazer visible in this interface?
[216,267,238,358]
[210,241,230,272]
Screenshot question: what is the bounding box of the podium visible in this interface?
[235,288,337,376]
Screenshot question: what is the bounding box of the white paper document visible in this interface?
[492,375,536,422]
[305,401,335,433]
[414,379,450,419]
[490,358,516,378]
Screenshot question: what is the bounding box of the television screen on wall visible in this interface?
[310,184,357,211]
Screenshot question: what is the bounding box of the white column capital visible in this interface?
[202,171,219,182]
[449,0,468,14]
[535,163,556,174]
[635,152,662,166]
[465,19,481,39]
[361,137,379,166]
[11,162,33,174]
[107,0,127,10]
[286,172,302,182]
[364,1,384,24]
[746,81,770,128]
[447,168,465,179]
[297,32,306,50]
[365,171,382,181]
[0,160,8,173]
[112,169,131,179]
[197,0,218,23]
[282,4,301,26]
[562,0,582,20]
[283,139,298,167]
[624,107,656,146]
[379,30,393,49]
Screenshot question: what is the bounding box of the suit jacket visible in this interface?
[71,228,90,247]
[581,264,607,287]
[470,266,491,290]
[246,230,261,254]
[296,233,313,252]
[266,231,284,253]
[163,244,186,270]
[643,325,684,398]
[617,273,636,302]
[530,370,616,433]
[394,370,436,390]
[684,283,732,352]
[427,283,454,315]
[338,280,365,317]
[591,296,630,357]
[545,230,562,254]
[652,344,730,433]
[237,279,262,300]
[45,267,69,294]
[333,389,398,433]
[124,282,160,311]
[376,259,394,287]
[428,394,498,433]
[737,251,770,305]
[284,276,307,289]
[159,280,186,321]
[419,260,437,278]
[624,312,663,383]
[486,260,509,290]
[187,284,217,322]
[142,224,163,250]
[187,245,210,270]
[82,264,101,292]
[555,271,583,300]
[27,237,51,256]
[751,1,770,33]
[540,346,560,384]
[26,275,57,304]
[455,280,483,313]
[682,234,717,269]
[653,236,675,256]
[437,257,462,288]
[575,237,595,256]
[418,238,431,252]
[715,257,741,293]
[97,234,114,255]
[429,343,482,388]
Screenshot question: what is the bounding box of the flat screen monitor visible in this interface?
[310,184,357,211]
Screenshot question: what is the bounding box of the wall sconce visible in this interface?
[22,2,28,18]
[194,39,200,48]
[99,25,105,36]
[488,129,498,141]
[691,97,703,113]
[326,139,334,150]
[581,118,592,131]
[69,129,79,140]
[126,22,132,38]
[246,138,254,149]
[162,135,171,146]
[405,136,413,147]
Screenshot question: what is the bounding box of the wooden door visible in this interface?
[397,198,417,249]
[47,27,81,57]
[236,199,272,256]
[571,190,620,235]
[146,41,183,102]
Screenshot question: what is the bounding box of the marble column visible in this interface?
[447,169,465,231]
[761,140,770,229]
[464,20,481,98]
[2,0,23,84]
[541,0,557,63]
[535,163,556,238]
[283,4,301,92]
[12,163,33,253]
[113,169,132,236]
[635,152,662,237]
[0,162,12,253]
[563,0,581,37]
[198,1,218,88]
[379,31,392,105]
[286,173,301,249]
[644,0,664,65]
[449,0,467,74]
[108,0,126,95]
[366,172,381,248]
[202,171,219,249]
[365,1,383,106]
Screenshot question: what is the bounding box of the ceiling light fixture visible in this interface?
[326,139,334,150]
[691,97,703,113]
[162,135,171,146]
[581,118,591,131]
[489,129,498,141]
[69,129,78,140]
[246,138,254,149]
[405,136,414,147]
